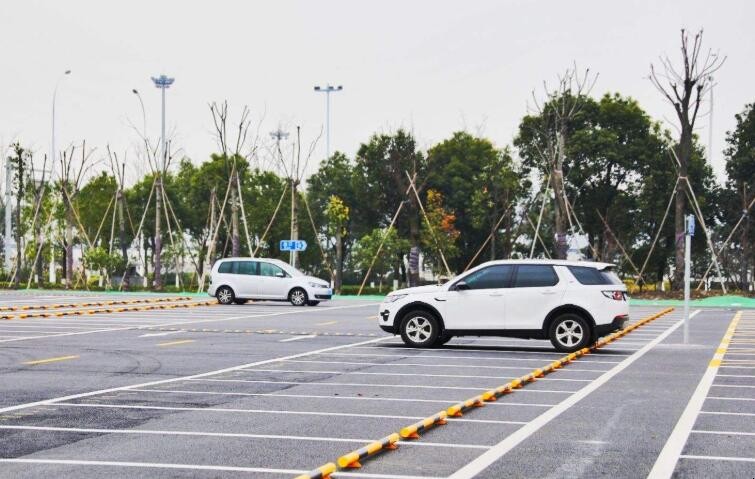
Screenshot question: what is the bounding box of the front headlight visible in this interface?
[384,294,408,303]
[308,282,328,289]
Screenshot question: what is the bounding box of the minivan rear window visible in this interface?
[568,266,623,285]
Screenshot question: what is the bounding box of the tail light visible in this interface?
[602,291,626,301]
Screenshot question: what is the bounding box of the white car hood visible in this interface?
[304,276,329,287]
[390,284,443,296]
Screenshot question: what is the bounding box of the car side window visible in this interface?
[513,265,559,287]
[460,265,513,290]
[259,262,286,278]
[236,261,257,276]
[217,262,232,274]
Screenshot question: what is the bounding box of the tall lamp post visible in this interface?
[313,84,343,161]
[47,69,71,283]
[150,74,174,290]
[132,88,148,286]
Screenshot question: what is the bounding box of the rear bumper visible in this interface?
[595,314,629,337]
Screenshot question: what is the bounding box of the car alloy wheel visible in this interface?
[555,319,583,348]
[549,313,590,352]
[289,288,307,306]
[217,287,233,305]
[406,316,433,343]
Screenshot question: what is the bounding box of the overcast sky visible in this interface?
[1,0,753,185]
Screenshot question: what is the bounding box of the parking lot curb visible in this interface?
[294,307,675,478]
[0,296,193,313]
[337,433,400,468]
[294,462,336,479]
[0,298,215,321]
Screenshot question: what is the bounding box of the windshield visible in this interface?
[275,261,305,277]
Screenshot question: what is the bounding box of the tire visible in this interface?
[307,301,320,306]
[433,334,453,347]
[399,311,440,348]
[549,313,591,353]
[289,288,308,306]
[233,298,248,305]
[216,286,235,305]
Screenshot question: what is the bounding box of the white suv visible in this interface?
[209,257,332,306]
[378,260,628,352]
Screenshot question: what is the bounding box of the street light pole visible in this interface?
[314,84,343,161]
[132,88,148,286]
[150,75,174,291]
[48,69,71,284]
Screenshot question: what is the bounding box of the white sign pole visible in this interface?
[683,214,694,344]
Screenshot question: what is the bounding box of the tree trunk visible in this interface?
[335,230,343,293]
[551,129,569,260]
[489,221,497,261]
[407,197,421,287]
[290,180,298,268]
[65,209,73,289]
[742,185,750,291]
[673,128,691,289]
[154,175,163,290]
[117,190,129,290]
[231,174,240,257]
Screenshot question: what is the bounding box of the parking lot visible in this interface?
[0,291,752,478]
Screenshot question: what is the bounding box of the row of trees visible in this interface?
[1,29,752,293]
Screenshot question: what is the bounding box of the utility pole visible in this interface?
[151,74,174,291]
[314,84,343,161]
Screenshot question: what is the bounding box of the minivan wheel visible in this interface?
[216,286,235,305]
[433,334,452,347]
[549,314,591,353]
[399,311,440,348]
[289,288,308,306]
[307,300,320,306]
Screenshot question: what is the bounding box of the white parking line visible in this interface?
[691,430,755,436]
[0,458,443,479]
[279,334,317,342]
[0,424,489,449]
[0,302,377,344]
[188,378,575,393]
[55,402,527,425]
[323,351,621,364]
[678,454,755,463]
[283,359,607,373]
[648,310,737,479]
[126,387,558,407]
[700,411,755,417]
[0,335,387,414]
[241,368,594,382]
[448,310,697,479]
[707,396,755,401]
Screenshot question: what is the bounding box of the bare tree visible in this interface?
[650,28,725,288]
[107,146,130,289]
[58,141,97,289]
[528,65,597,259]
[209,101,257,258]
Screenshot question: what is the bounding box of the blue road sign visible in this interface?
[279,240,308,252]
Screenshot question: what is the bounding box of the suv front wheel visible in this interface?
[549,313,591,353]
[399,311,440,348]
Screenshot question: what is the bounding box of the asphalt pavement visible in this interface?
[0,290,751,478]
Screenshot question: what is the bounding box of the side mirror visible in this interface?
[453,281,470,291]
[275,272,286,278]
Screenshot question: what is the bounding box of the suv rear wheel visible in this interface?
[549,313,591,352]
[399,311,440,348]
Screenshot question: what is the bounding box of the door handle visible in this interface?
[541,290,557,295]
[489,293,504,297]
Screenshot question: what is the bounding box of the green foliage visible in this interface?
[83,246,126,276]
[351,227,409,286]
